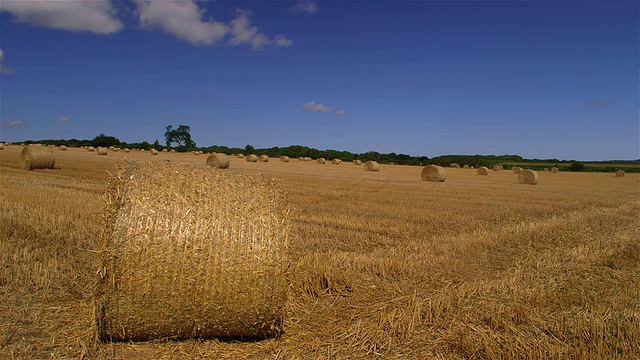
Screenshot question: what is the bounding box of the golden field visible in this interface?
[1,145,639,359]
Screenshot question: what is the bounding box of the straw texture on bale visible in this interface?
[493,165,503,171]
[280,156,290,162]
[88,146,96,152]
[463,165,469,169]
[616,170,625,177]
[421,165,447,182]
[477,166,489,175]
[353,160,361,165]
[21,145,55,170]
[97,148,108,155]
[96,160,290,342]
[59,145,67,151]
[316,158,326,164]
[206,153,230,169]
[331,159,342,165]
[258,155,269,162]
[150,149,159,155]
[518,169,539,185]
[551,167,559,173]
[246,154,258,162]
[364,161,380,172]
[123,148,130,153]
[304,157,312,161]
[237,153,244,158]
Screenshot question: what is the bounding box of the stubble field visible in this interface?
[1,145,638,359]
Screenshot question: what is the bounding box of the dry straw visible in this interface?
[477,166,489,175]
[616,170,625,177]
[150,149,159,155]
[280,156,290,162]
[450,163,460,168]
[544,168,549,172]
[206,153,230,169]
[518,169,540,185]
[96,160,291,342]
[353,160,361,165]
[258,155,269,162]
[512,166,523,174]
[304,157,312,162]
[316,158,326,164]
[123,148,130,153]
[0,143,4,151]
[493,165,503,171]
[170,149,176,153]
[331,159,342,165]
[59,145,67,151]
[421,165,447,182]
[463,165,469,169]
[88,146,96,152]
[364,161,380,172]
[21,145,55,170]
[551,167,559,173]
[97,148,108,155]
[237,153,244,158]
[246,154,258,162]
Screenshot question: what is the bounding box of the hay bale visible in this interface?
[206,153,230,169]
[512,166,523,174]
[280,156,290,162]
[518,169,539,185]
[544,168,549,172]
[123,148,130,153]
[421,165,447,182]
[0,143,4,150]
[304,157,312,162]
[95,160,290,341]
[237,153,244,158]
[353,160,362,165]
[150,149,159,155]
[316,158,326,164]
[58,145,67,151]
[88,146,96,152]
[463,164,469,169]
[551,167,559,173]
[331,159,342,165]
[450,163,460,168]
[492,165,503,171]
[21,145,55,170]
[364,161,380,172]
[470,166,474,169]
[97,148,108,156]
[246,154,258,162]
[170,149,176,153]
[162,148,168,152]
[616,170,625,177]
[477,166,489,175]
[258,155,269,162]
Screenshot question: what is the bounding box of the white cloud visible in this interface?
[0,49,13,74]
[0,0,123,34]
[1,120,28,128]
[229,10,271,50]
[290,1,318,15]
[302,101,332,112]
[336,109,345,116]
[135,0,228,46]
[273,34,293,47]
[58,116,68,123]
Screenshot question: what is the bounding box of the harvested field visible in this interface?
[1,145,639,359]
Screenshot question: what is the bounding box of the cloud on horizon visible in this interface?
[58,116,68,123]
[302,101,344,115]
[1,120,29,128]
[587,99,617,108]
[290,1,318,15]
[0,0,123,34]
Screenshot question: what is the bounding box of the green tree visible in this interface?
[569,162,585,172]
[165,125,196,149]
[92,133,120,148]
[245,144,255,154]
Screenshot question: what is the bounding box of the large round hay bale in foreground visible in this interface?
[246,154,258,162]
[258,155,269,162]
[21,145,55,170]
[364,161,380,172]
[280,156,290,162]
[616,170,625,177]
[477,166,489,175]
[518,169,539,185]
[97,148,108,155]
[96,160,290,342]
[316,158,326,164]
[206,153,230,169]
[421,165,447,182]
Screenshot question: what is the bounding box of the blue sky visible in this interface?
[1,1,638,161]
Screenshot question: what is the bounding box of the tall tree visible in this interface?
[165,125,196,149]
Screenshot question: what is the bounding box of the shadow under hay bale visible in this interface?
[421,165,447,182]
[21,145,55,170]
[96,160,291,342]
[206,153,230,169]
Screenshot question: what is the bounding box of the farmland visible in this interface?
[1,145,639,359]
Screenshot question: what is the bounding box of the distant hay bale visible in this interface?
[616,170,625,177]
[353,160,361,165]
[170,149,176,153]
[59,145,67,151]
[0,143,4,150]
[88,146,96,152]
[518,169,539,185]
[493,165,503,171]
[477,166,489,175]
[304,157,312,162]
[470,166,474,169]
[246,154,258,162]
[512,166,523,174]
[21,145,55,170]
[150,149,159,155]
[551,167,559,173]
[193,151,201,155]
[237,153,244,158]
[258,155,269,162]
[123,148,130,153]
[421,165,447,182]
[316,158,326,164]
[206,153,230,169]
[97,148,108,156]
[450,163,460,168]
[162,148,168,152]
[544,168,549,172]
[280,156,290,162]
[95,160,290,342]
[463,164,469,169]
[364,161,380,172]
[331,159,342,165]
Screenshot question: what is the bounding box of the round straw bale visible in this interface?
[463,164,469,169]
[96,160,290,341]
[470,166,474,169]
[150,149,159,155]
[364,161,380,172]
[518,169,539,185]
[58,145,67,151]
[477,166,489,175]
[21,145,55,170]
[258,154,269,162]
[170,149,176,153]
[512,166,523,174]
[237,153,244,158]
[331,159,342,165]
[421,165,447,182]
[88,146,96,152]
[544,168,549,172]
[280,156,290,162]
[492,165,502,171]
[0,143,4,150]
[450,163,460,168]
[97,148,108,155]
[316,158,326,164]
[206,153,230,169]
[616,170,625,177]
[304,157,312,161]
[123,148,130,153]
[551,167,559,173]
[353,160,361,165]
[162,148,168,152]
[246,154,258,162]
